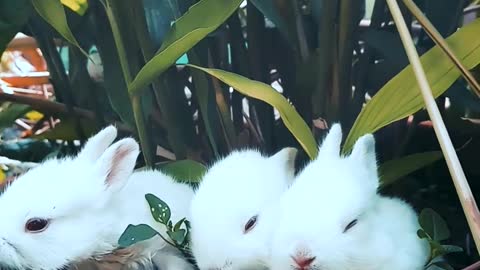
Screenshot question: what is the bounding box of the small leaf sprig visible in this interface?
[118,193,195,267]
[418,208,463,270]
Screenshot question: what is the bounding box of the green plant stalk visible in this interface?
[208,52,236,150]
[103,1,132,83]
[28,21,86,144]
[403,0,480,98]
[104,0,153,166]
[290,0,309,61]
[227,14,251,132]
[386,0,480,253]
[130,0,194,160]
[247,2,275,152]
[338,0,363,129]
[312,0,336,119]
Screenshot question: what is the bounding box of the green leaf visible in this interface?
[117,224,158,248]
[419,208,450,242]
[440,245,463,254]
[32,0,89,57]
[249,0,296,47]
[344,18,480,153]
[173,217,187,232]
[0,0,32,55]
[167,229,187,245]
[186,65,318,159]
[61,0,88,16]
[378,151,444,187]
[145,193,171,224]
[157,159,207,183]
[128,0,243,95]
[0,103,31,129]
[88,10,135,127]
[31,118,98,141]
[429,261,454,270]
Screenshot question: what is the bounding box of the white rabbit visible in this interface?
[189,147,298,270]
[269,124,430,270]
[0,125,195,270]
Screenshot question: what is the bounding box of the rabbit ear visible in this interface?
[96,138,140,192]
[78,125,118,161]
[271,147,298,174]
[318,123,342,157]
[350,134,378,183]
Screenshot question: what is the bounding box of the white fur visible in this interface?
[189,148,297,270]
[0,126,194,270]
[269,124,430,270]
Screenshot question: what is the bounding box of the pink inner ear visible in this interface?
[105,145,134,187]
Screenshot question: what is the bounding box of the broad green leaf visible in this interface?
[157,159,207,183]
[31,118,98,141]
[0,0,32,55]
[117,224,158,248]
[186,65,318,159]
[440,245,463,255]
[419,208,450,242]
[32,0,88,57]
[378,151,443,187]
[145,193,171,224]
[0,103,31,129]
[344,18,480,152]
[250,0,296,47]
[167,229,187,245]
[61,0,88,16]
[128,0,243,95]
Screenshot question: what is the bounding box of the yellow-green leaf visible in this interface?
[157,160,207,183]
[344,18,480,153]
[128,0,243,95]
[32,0,89,57]
[61,0,88,16]
[378,151,443,188]
[187,64,318,159]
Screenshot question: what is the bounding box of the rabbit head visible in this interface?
[0,126,140,270]
[270,124,385,270]
[189,148,297,270]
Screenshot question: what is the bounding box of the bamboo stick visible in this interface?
[386,0,480,252]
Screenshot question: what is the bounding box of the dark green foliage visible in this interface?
[1,0,480,268]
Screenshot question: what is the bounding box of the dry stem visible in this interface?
[386,0,480,253]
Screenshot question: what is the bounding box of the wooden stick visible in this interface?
[386,0,480,253]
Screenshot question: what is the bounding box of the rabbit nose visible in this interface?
[291,255,316,269]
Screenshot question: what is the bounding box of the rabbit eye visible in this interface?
[243,215,258,233]
[343,219,358,233]
[25,218,49,233]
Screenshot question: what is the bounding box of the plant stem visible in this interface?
[402,0,480,98]
[104,0,153,166]
[386,0,480,253]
